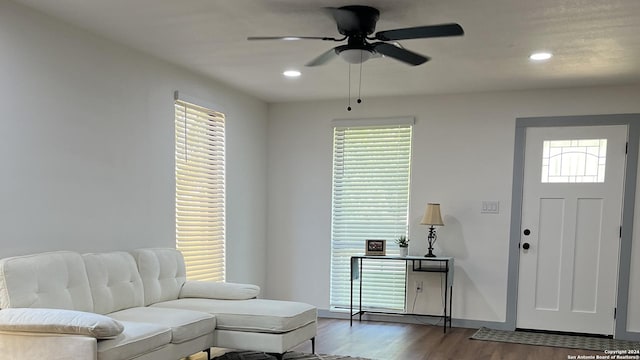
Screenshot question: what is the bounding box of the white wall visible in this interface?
[0,0,268,287]
[266,85,640,324]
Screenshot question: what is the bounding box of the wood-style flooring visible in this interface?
[186,318,605,360]
[290,318,604,360]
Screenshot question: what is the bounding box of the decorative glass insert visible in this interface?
[541,139,607,183]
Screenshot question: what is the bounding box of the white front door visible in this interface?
[517,125,627,335]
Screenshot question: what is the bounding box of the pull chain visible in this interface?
[357,52,363,104]
[347,64,352,111]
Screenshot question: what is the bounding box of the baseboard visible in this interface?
[317,309,512,331]
[614,330,640,341]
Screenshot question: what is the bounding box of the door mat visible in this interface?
[212,351,371,360]
[471,327,640,351]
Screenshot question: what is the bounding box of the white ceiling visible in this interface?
[14,0,640,102]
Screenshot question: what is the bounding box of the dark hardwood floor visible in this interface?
[289,318,605,360]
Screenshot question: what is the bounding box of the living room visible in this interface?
[2,0,640,359]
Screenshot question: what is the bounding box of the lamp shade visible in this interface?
[420,203,444,226]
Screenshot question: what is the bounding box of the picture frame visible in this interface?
[365,239,386,256]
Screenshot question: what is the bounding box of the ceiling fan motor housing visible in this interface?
[336,5,380,35]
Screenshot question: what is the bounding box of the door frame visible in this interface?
[506,114,640,340]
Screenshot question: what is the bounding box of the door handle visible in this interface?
[522,242,530,250]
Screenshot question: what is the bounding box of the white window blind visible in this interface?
[330,124,412,311]
[175,99,225,281]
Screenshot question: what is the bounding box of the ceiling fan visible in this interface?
[247,5,464,67]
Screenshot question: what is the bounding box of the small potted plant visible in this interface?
[395,235,410,257]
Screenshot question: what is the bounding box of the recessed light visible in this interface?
[283,70,301,78]
[530,52,553,61]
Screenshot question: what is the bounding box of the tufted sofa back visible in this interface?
[0,251,94,312]
[83,251,145,314]
[129,248,187,306]
[0,248,188,311]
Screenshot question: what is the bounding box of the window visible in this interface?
[175,98,225,281]
[541,139,607,183]
[330,122,413,311]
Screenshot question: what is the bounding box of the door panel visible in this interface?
[517,125,627,335]
[535,198,564,311]
[572,198,603,313]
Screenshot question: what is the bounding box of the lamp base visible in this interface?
[425,226,437,258]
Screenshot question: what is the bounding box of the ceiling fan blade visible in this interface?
[375,23,464,41]
[372,42,430,66]
[305,47,340,67]
[247,36,339,41]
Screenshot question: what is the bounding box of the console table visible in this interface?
[350,255,454,333]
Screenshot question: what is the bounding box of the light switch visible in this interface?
[481,201,499,214]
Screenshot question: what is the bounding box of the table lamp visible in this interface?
[420,203,444,257]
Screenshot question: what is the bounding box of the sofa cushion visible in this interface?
[130,249,186,306]
[107,307,215,344]
[83,252,144,314]
[97,321,171,360]
[0,308,124,339]
[180,281,260,300]
[0,251,94,312]
[152,298,317,334]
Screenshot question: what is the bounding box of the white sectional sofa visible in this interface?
[0,248,317,360]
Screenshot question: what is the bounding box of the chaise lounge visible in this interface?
[0,248,317,360]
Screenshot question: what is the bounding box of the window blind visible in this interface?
[330,125,412,311]
[175,99,225,282]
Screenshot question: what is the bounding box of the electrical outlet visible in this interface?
[415,281,423,293]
